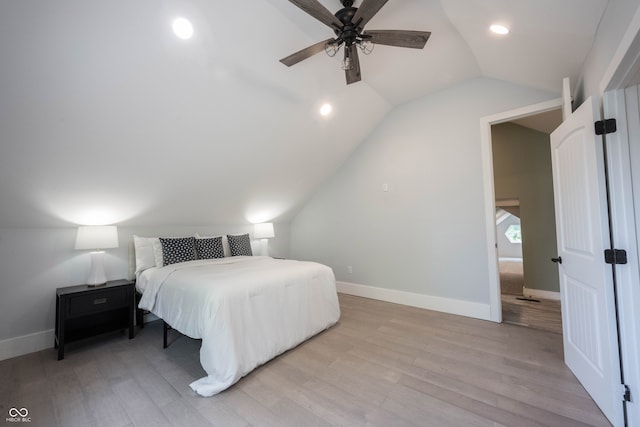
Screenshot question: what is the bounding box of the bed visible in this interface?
[136,253,340,397]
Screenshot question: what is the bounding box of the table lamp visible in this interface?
[253,223,275,256]
[75,225,119,286]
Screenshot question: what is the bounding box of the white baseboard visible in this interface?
[336,281,492,321]
[0,312,160,362]
[0,329,54,362]
[523,286,561,301]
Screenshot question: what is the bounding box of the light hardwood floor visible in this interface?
[0,294,610,427]
[501,294,563,335]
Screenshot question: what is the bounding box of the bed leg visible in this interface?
[135,291,144,329]
[137,308,144,329]
[163,321,168,349]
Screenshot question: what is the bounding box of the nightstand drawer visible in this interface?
[68,288,128,316]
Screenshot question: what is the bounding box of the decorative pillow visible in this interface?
[133,235,159,273]
[195,233,231,257]
[159,237,197,265]
[227,233,253,256]
[195,236,224,259]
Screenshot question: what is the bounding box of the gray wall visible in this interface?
[0,224,290,343]
[290,77,557,306]
[492,123,560,293]
[576,0,640,103]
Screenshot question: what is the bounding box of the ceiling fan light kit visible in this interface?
[280,0,431,85]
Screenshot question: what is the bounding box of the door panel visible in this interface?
[550,97,623,425]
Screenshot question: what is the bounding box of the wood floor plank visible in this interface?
[160,398,213,427]
[258,361,368,427]
[215,389,289,427]
[410,350,602,425]
[502,294,563,334]
[398,372,584,427]
[81,384,132,427]
[0,293,610,427]
[117,352,182,408]
[381,385,493,427]
[240,374,335,427]
[112,378,173,426]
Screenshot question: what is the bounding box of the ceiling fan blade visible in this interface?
[288,0,343,30]
[345,44,361,85]
[280,38,336,67]
[362,30,431,49]
[352,0,389,31]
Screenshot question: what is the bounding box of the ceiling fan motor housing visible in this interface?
[335,6,358,45]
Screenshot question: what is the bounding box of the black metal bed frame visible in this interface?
[136,290,173,349]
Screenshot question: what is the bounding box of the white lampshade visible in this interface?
[75,225,119,250]
[254,223,275,239]
[75,226,119,286]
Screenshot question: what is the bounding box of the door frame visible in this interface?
[480,98,563,322]
[599,8,640,424]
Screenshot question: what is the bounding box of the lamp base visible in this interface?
[87,283,108,288]
[260,239,270,257]
[86,251,108,286]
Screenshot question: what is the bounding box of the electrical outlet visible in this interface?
[347,265,353,274]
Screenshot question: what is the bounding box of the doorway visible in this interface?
[490,114,563,334]
[480,98,564,322]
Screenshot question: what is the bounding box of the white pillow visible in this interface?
[133,235,161,273]
[152,239,164,267]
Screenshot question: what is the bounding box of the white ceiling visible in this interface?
[512,108,563,134]
[0,0,608,227]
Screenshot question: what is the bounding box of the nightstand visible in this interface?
[55,279,135,360]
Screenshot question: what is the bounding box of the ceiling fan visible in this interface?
[280,0,431,85]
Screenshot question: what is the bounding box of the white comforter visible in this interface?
[137,256,340,396]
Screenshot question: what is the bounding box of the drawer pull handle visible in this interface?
[94,298,107,305]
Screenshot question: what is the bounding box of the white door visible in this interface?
[550,97,623,425]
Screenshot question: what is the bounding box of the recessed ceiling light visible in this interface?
[173,17,194,40]
[490,24,509,35]
[319,103,332,117]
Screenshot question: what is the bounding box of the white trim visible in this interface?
[596,12,640,425]
[599,10,640,423]
[498,257,523,262]
[562,77,573,120]
[522,287,561,301]
[336,281,491,321]
[480,98,564,126]
[0,329,54,362]
[603,86,640,426]
[480,98,564,322]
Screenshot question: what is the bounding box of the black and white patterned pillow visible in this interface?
[195,236,224,259]
[159,237,197,265]
[227,233,253,256]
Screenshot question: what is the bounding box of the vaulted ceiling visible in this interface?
[0,0,608,227]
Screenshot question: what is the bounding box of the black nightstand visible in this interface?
[55,279,135,360]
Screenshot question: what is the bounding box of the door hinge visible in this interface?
[622,384,631,402]
[595,118,617,135]
[604,249,628,265]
